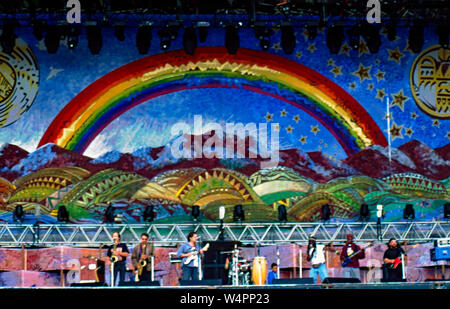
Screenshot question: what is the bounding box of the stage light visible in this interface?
[306,25,317,41]
[1,22,16,54]
[281,25,296,54]
[104,204,115,223]
[57,205,70,223]
[136,25,152,54]
[158,28,172,50]
[33,21,45,41]
[114,25,126,41]
[386,21,397,41]
[219,206,225,220]
[326,25,344,54]
[408,23,424,53]
[45,26,60,54]
[347,25,360,50]
[183,26,197,55]
[403,204,415,220]
[191,205,200,221]
[360,203,370,221]
[376,204,384,219]
[143,205,155,222]
[13,205,24,223]
[197,22,209,43]
[67,26,80,50]
[321,204,331,221]
[278,205,287,223]
[255,26,274,51]
[225,26,239,54]
[86,25,102,55]
[218,206,225,240]
[233,204,245,222]
[362,24,381,54]
[436,24,449,49]
[444,202,450,219]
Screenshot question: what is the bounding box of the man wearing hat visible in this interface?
[340,234,366,280]
[306,236,333,283]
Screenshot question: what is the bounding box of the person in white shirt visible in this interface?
[306,236,333,283]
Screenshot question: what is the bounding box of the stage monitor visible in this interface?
[179,279,222,286]
[272,278,314,284]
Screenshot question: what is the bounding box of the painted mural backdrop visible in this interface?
[0,24,448,224]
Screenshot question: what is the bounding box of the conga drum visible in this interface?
[251,257,267,285]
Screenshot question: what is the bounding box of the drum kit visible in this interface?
[221,245,267,286]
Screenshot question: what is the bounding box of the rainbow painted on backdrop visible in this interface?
[38,47,387,155]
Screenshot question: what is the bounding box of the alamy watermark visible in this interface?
[170,115,280,169]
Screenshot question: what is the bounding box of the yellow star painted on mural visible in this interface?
[432,119,440,127]
[376,88,386,101]
[387,47,405,64]
[286,125,294,133]
[389,122,404,140]
[308,43,316,53]
[272,43,281,52]
[375,70,385,82]
[421,126,426,130]
[404,42,415,56]
[358,39,370,57]
[293,115,300,123]
[265,112,274,122]
[368,83,375,91]
[296,51,302,59]
[280,109,287,117]
[299,136,307,144]
[311,125,320,135]
[340,42,351,56]
[383,112,393,121]
[353,63,372,83]
[318,145,322,150]
[391,89,409,111]
[349,82,357,89]
[405,127,414,137]
[411,112,418,120]
[330,65,342,77]
[446,132,450,139]
[327,58,335,66]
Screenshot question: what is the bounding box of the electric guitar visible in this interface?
[184,243,210,265]
[341,242,373,267]
[387,243,419,269]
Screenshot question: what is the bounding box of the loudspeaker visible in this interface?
[272,278,314,284]
[179,279,222,286]
[118,281,160,287]
[71,282,108,287]
[203,241,239,283]
[322,277,361,284]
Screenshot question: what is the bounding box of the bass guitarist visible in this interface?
[340,234,367,280]
[177,231,206,281]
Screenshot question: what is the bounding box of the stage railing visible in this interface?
[0,221,449,247]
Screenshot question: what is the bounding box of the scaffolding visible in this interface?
[0,221,449,247]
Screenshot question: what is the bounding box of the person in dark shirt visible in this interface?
[383,238,406,282]
[107,231,129,286]
[340,234,366,280]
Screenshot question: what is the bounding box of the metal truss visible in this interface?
[0,221,449,247]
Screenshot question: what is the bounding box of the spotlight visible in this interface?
[197,22,209,43]
[183,26,197,55]
[57,205,70,222]
[45,26,60,54]
[386,21,397,41]
[191,205,200,221]
[444,202,450,219]
[278,205,287,223]
[321,204,331,221]
[219,206,225,220]
[376,204,384,219]
[1,22,16,54]
[409,23,424,53]
[86,25,102,55]
[436,24,449,49]
[347,25,360,50]
[158,28,172,50]
[13,205,24,223]
[359,203,370,221]
[306,25,317,41]
[225,26,239,54]
[136,25,152,54]
[403,204,415,220]
[67,26,80,50]
[326,25,344,54]
[233,204,245,222]
[104,204,115,223]
[143,205,155,222]
[33,20,45,41]
[114,25,126,41]
[362,24,381,54]
[281,25,296,54]
[255,26,274,51]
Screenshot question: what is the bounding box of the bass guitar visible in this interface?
[387,243,419,269]
[341,242,373,267]
[184,243,210,265]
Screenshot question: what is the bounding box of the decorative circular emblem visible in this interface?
[0,37,39,128]
[410,45,449,119]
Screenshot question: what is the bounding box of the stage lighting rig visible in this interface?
[136,25,152,54]
[436,24,449,48]
[225,25,240,54]
[1,22,16,54]
[86,24,102,54]
[67,26,80,50]
[281,25,296,54]
[114,24,126,42]
[254,24,274,51]
[408,23,424,53]
[326,25,344,54]
[45,26,61,54]
[197,21,210,43]
[233,204,245,222]
[183,26,197,55]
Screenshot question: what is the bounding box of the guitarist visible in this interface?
[383,238,406,282]
[340,234,366,280]
[177,231,205,281]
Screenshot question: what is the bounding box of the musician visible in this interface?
[267,263,278,284]
[177,231,205,281]
[383,238,406,282]
[340,234,365,279]
[131,233,154,282]
[306,236,333,283]
[106,232,129,286]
